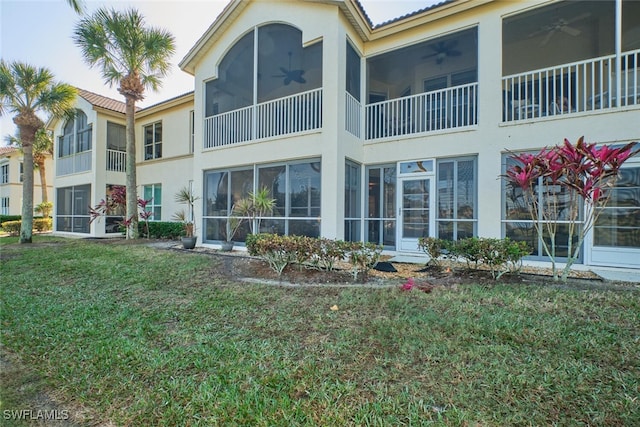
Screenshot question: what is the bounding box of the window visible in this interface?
[365,164,397,248]
[502,154,582,260]
[1,164,8,184]
[203,159,321,242]
[56,184,91,233]
[144,122,162,160]
[19,162,24,182]
[107,122,126,151]
[345,160,361,241]
[346,41,361,101]
[436,158,477,240]
[205,24,323,116]
[58,110,92,158]
[1,197,8,215]
[143,184,162,221]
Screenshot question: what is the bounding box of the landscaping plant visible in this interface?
[502,137,638,281]
[89,185,154,237]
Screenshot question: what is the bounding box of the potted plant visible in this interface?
[221,213,242,251]
[172,186,200,249]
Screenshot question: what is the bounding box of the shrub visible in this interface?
[309,238,347,271]
[344,241,383,281]
[139,221,185,239]
[33,218,53,232]
[1,220,21,235]
[248,234,297,276]
[418,237,452,267]
[418,236,531,280]
[0,215,21,224]
[451,237,483,269]
[1,218,52,235]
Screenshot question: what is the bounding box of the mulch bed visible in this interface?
[159,242,637,290]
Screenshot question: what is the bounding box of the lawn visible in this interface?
[1,237,639,426]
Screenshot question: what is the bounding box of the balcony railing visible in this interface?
[56,151,91,176]
[364,83,478,140]
[106,149,126,172]
[204,88,323,149]
[345,92,361,138]
[503,49,640,122]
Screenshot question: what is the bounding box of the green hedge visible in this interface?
[140,221,185,240]
[1,218,53,235]
[0,215,22,224]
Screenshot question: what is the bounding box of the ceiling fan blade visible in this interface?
[560,25,580,36]
[539,29,555,46]
[448,50,462,57]
[566,12,590,25]
[422,52,438,59]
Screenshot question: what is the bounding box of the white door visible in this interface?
[589,162,640,268]
[397,177,435,252]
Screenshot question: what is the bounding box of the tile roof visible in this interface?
[77,88,132,114]
[0,146,18,156]
[360,0,458,29]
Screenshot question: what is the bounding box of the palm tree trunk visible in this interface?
[125,95,139,239]
[36,158,48,204]
[16,122,38,243]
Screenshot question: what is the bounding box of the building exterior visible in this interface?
[49,0,639,271]
[50,88,194,236]
[0,146,53,216]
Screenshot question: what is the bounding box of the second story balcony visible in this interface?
[204,88,322,148]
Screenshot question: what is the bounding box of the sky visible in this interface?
[0,0,437,142]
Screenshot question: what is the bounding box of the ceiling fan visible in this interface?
[273,51,306,85]
[528,12,590,46]
[422,40,461,64]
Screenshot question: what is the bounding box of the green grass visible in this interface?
[1,237,639,426]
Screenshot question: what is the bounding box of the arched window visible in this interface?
[58,110,91,157]
[205,23,323,117]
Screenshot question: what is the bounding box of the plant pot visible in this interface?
[220,241,234,252]
[181,236,197,249]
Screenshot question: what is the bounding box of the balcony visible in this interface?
[502,50,639,122]
[56,151,91,176]
[106,149,126,172]
[345,83,478,141]
[204,88,323,149]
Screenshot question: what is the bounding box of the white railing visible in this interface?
[204,88,323,149]
[365,83,478,140]
[345,92,361,138]
[502,49,639,122]
[204,105,253,149]
[56,151,92,176]
[256,88,322,139]
[106,149,126,172]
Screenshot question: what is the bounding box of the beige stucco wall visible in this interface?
[0,151,53,216]
[186,0,639,260]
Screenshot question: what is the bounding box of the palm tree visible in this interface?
[0,61,76,243]
[73,8,175,239]
[66,0,85,14]
[4,128,54,205]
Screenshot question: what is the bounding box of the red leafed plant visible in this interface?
[502,136,638,281]
[89,185,154,238]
